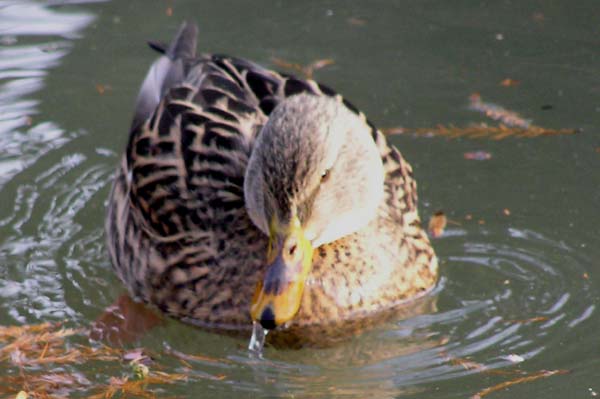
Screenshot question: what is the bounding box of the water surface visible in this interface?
[0,1,599,398]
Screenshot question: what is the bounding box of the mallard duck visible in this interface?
[106,22,438,345]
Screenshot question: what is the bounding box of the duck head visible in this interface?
[244,93,384,329]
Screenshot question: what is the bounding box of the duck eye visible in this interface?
[320,169,330,182]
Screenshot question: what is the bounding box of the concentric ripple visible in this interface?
[145,225,595,398]
[0,2,597,398]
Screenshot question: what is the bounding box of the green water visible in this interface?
[0,0,598,397]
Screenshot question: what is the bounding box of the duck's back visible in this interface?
[106,23,344,326]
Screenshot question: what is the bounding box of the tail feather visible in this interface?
[131,22,199,131]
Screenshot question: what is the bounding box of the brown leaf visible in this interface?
[500,78,520,87]
[0,322,56,341]
[271,57,334,79]
[308,58,335,72]
[428,211,447,238]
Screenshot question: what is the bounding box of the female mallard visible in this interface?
[106,22,438,345]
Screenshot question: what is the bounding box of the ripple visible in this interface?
[0,1,104,325]
[155,226,595,398]
[0,2,597,398]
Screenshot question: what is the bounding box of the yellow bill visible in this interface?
[250,216,314,329]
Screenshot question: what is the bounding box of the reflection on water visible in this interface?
[0,1,598,398]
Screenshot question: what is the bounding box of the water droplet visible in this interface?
[248,321,268,355]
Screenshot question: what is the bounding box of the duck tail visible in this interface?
[131,21,199,131]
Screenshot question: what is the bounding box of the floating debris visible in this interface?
[383,123,577,140]
[464,151,492,161]
[509,316,548,324]
[95,84,112,95]
[469,93,531,128]
[271,57,335,79]
[0,320,221,397]
[471,369,569,399]
[347,17,366,26]
[500,78,520,87]
[428,211,447,238]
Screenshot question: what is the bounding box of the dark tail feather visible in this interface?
[131,22,199,131]
[147,40,168,54]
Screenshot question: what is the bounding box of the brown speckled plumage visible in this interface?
[106,22,438,346]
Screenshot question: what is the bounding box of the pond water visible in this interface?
[0,0,598,397]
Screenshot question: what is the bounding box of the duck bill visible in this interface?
[250,219,313,329]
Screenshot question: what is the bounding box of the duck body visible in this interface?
[106,22,438,345]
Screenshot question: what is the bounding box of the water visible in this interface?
[249,322,268,355]
[0,0,599,398]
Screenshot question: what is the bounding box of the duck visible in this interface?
[105,22,438,347]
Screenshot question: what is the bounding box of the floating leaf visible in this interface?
[428,211,447,238]
[271,57,334,79]
[500,78,520,87]
[439,352,513,375]
[95,84,112,95]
